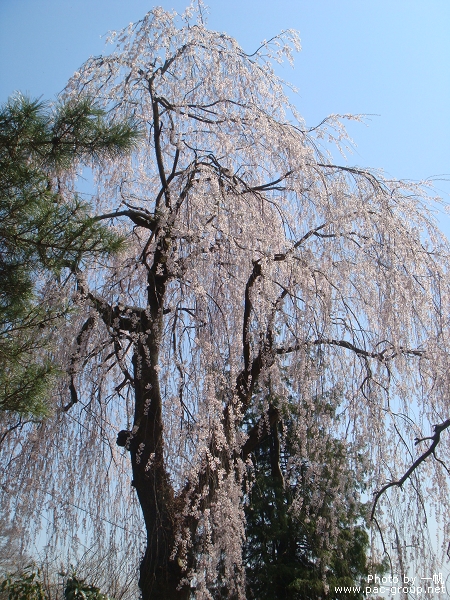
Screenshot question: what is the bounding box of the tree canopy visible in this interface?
[0,94,139,416]
[2,6,450,599]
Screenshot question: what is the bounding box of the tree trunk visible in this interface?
[134,465,188,600]
[128,332,189,599]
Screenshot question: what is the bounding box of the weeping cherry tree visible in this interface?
[2,5,450,599]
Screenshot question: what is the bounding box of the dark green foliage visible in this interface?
[0,569,46,600]
[0,569,111,600]
[0,94,140,416]
[64,574,110,600]
[244,397,379,599]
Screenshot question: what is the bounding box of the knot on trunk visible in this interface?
[117,429,132,448]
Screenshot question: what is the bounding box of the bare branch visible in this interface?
[371,419,450,520]
[92,209,157,230]
[276,338,424,363]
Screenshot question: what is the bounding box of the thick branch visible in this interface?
[242,261,262,373]
[149,83,170,209]
[92,209,157,230]
[242,405,279,460]
[77,275,144,332]
[64,315,95,411]
[371,419,450,520]
[234,261,269,407]
[276,338,424,362]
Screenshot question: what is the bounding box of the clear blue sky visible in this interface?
[1,0,449,208]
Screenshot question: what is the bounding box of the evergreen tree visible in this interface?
[244,394,382,599]
[0,94,139,416]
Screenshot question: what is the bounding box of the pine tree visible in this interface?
[0,94,139,416]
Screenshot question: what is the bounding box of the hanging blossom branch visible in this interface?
[371,418,450,520]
